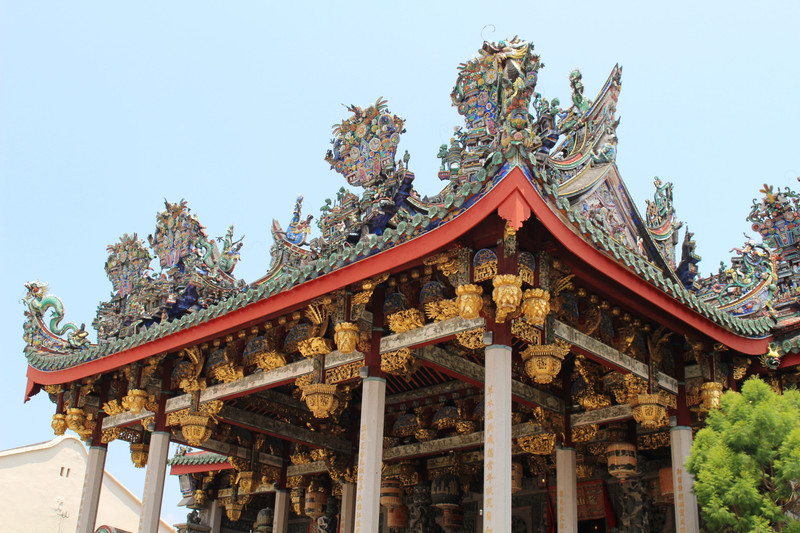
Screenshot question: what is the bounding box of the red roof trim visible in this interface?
[27,166,769,390]
[499,166,770,355]
[169,461,232,476]
[26,177,504,387]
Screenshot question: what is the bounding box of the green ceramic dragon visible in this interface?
[195,225,243,275]
[24,281,88,348]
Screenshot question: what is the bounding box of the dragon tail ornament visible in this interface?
[23,281,90,350]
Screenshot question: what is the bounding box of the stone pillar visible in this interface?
[76,444,107,533]
[354,376,387,533]
[339,482,357,533]
[483,344,512,533]
[138,431,170,533]
[555,446,578,533]
[206,499,223,533]
[273,489,290,533]
[671,426,700,533]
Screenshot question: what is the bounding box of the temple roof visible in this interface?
[22,38,778,389]
[169,451,230,467]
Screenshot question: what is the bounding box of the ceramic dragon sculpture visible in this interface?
[195,225,243,275]
[24,281,89,349]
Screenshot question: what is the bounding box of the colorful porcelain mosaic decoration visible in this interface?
[21,38,784,371]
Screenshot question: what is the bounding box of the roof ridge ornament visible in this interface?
[645,177,683,268]
[283,196,313,246]
[324,98,406,188]
[748,182,800,249]
[23,281,90,352]
[694,237,777,319]
[23,200,245,357]
[451,37,544,174]
[323,98,416,239]
[105,233,152,298]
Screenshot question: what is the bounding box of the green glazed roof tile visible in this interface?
[169,452,230,466]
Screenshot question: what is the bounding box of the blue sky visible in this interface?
[2,0,799,526]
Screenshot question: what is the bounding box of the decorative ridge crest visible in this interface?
[105,233,152,298]
[645,177,676,235]
[24,200,246,364]
[692,238,778,318]
[690,181,800,324]
[644,177,683,269]
[534,165,775,337]
[676,227,702,290]
[23,281,90,352]
[748,182,800,249]
[745,180,800,317]
[324,98,406,188]
[24,39,780,376]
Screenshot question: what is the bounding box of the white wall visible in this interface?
[0,436,174,533]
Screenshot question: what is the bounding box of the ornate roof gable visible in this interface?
[693,181,800,322]
[22,38,777,376]
[694,239,777,318]
[324,98,406,188]
[24,201,245,363]
[105,234,151,298]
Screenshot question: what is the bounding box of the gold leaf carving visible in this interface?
[101,428,119,444]
[423,251,461,277]
[492,274,523,323]
[518,433,555,455]
[210,361,244,383]
[381,348,420,377]
[521,288,550,326]
[326,362,364,384]
[43,385,61,395]
[254,350,287,371]
[102,399,126,416]
[455,284,483,320]
[387,309,425,334]
[511,319,541,345]
[456,327,486,350]
[298,337,333,358]
[637,431,670,450]
[424,298,459,322]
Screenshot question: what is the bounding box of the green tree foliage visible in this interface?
[687,377,800,532]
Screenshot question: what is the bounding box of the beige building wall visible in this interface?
[0,435,173,533]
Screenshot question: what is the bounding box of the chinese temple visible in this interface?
[21,38,800,533]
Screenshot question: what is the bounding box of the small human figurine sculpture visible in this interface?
[569,69,592,114]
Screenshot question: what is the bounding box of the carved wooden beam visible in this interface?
[386,380,475,406]
[217,405,351,455]
[103,408,155,430]
[252,389,310,412]
[551,319,678,393]
[685,364,702,380]
[425,450,483,470]
[383,422,544,461]
[198,350,364,403]
[103,351,362,430]
[260,424,547,468]
[415,345,564,413]
[190,423,548,472]
[380,317,485,353]
[570,404,633,428]
[287,460,327,477]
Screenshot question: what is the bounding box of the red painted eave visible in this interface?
[169,461,232,476]
[26,174,514,388]
[501,166,770,355]
[26,166,769,393]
